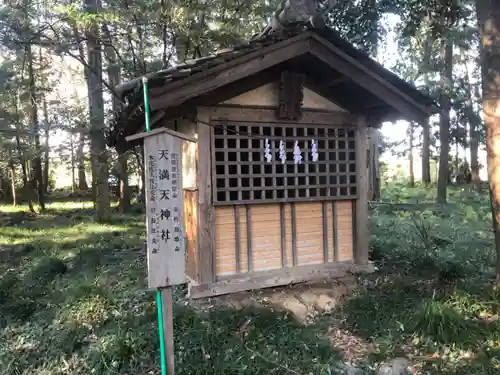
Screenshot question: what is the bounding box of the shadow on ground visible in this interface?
[0,205,346,375]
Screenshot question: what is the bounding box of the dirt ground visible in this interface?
[189,276,375,362]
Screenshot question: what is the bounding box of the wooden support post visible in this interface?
[196,109,215,283]
[354,119,369,265]
[160,287,175,375]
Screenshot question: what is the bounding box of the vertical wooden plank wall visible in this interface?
[184,188,198,281]
[179,119,199,281]
[354,120,369,265]
[214,201,354,278]
[295,203,323,265]
[196,111,215,283]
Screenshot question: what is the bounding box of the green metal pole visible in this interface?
[143,76,167,375]
[156,290,167,375]
[143,77,152,133]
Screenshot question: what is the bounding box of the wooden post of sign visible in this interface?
[126,127,196,375]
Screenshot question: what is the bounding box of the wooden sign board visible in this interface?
[140,130,188,288]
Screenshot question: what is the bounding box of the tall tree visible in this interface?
[408,121,415,187]
[437,37,454,204]
[103,23,130,212]
[422,36,433,186]
[476,0,500,284]
[26,42,45,211]
[85,0,110,221]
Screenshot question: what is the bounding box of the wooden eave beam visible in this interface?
[308,34,432,123]
[147,35,311,111]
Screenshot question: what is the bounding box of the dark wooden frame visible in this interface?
[189,261,374,299]
[191,106,370,295]
[211,120,358,205]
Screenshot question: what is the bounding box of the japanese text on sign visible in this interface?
[142,130,190,288]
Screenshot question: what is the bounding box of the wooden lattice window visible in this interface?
[212,121,357,205]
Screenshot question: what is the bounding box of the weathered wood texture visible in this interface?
[148,36,310,111]
[203,106,357,126]
[189,261,374,299]
[184,188,198,281]
[277,71,305,120]
[221,82,347,112]
[309,34,431,122]
[179,120,198,189]
[214,201,353,277]
[144,132,186,288]
[196,111,215,283]
[354,122,369,265]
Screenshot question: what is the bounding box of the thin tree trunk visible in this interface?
[409,122,415,187]
[134,146,145,203]
[422,40,432,186]
[77,123,88,190]
[464,62,481,188]
[12,92,33,211]
[42,95,50,193]
[437,38,453,204]
[15,135,34,212]
[27,43,45,211]
[371,128,380,200]
[70,134,76,193]
[9,161,16,206]
[103,24,130,212]
[118,152,131,212]
[470,120,480,187]
[477,0,500,284]
[86,0,110,221]
[422,117,432,185]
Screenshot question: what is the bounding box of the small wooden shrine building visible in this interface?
[108,26,437,298]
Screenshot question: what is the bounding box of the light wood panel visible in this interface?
[184,189,198,280]
[214,200,354,277]
[336,201,354,262]
[215,206,236,276]
[249,205,282,272]
[295,202,324,265]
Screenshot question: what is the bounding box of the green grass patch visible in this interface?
[1,188,500,374]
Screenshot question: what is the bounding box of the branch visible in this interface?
[43,23,122,101]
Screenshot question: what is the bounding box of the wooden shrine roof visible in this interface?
[107,26,438,152]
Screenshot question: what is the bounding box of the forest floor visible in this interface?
[0,185,499,375]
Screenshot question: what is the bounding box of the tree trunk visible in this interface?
[9,161,16,206]
[134,146,145,203]
[422,39,433,186]
[464,62,481,189]
[77,124,88,190]
[118,152,131,212]
[370,128,380,200]
[42,95,50,193]
[470,118,480,187]
[15,135,34,212]
[103,24,131,212]
[27,43,45,211]
[436,38,453,204]
[70,134,76,193]
[409,122,415,187]
[477,0,500,284]
[422,117,432,186]
[85,0,110,222]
